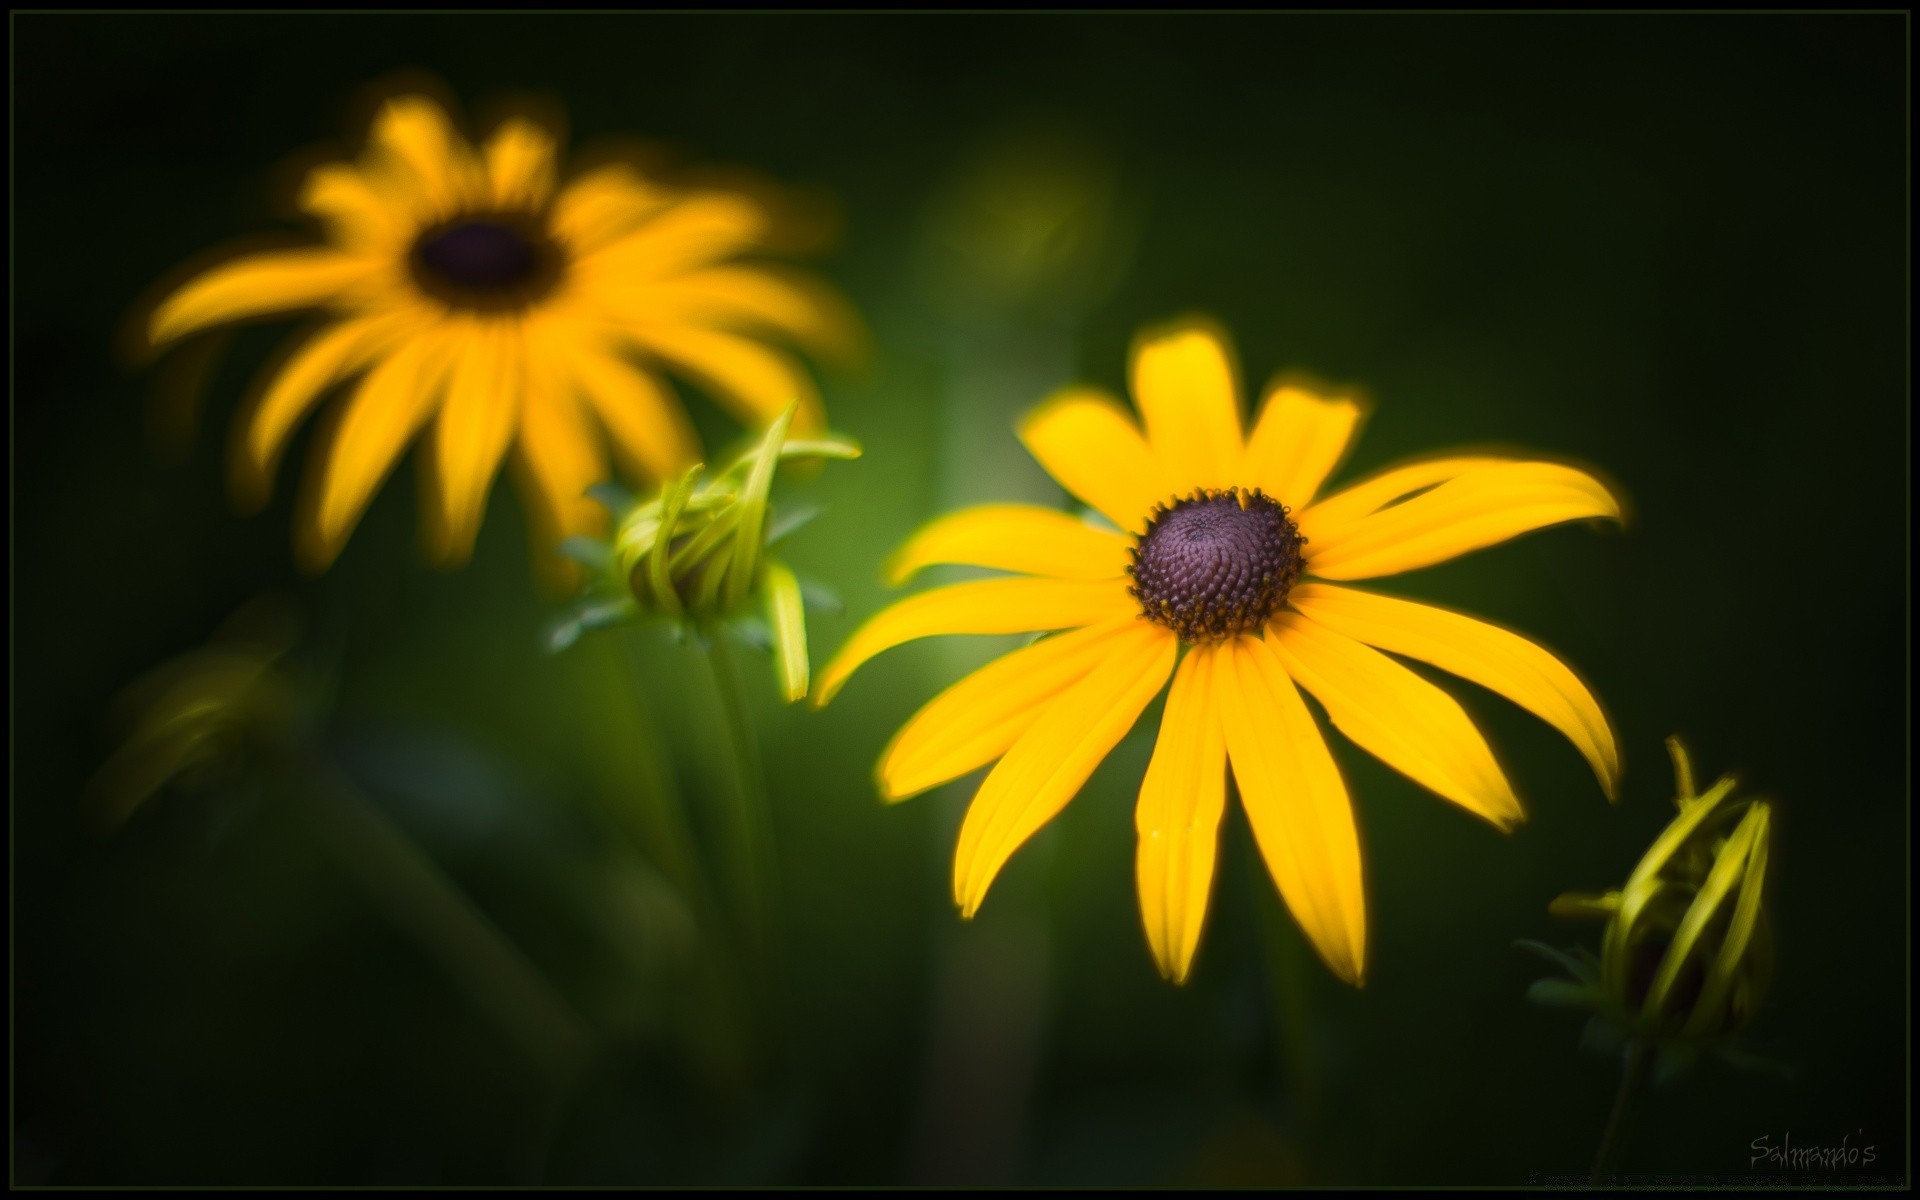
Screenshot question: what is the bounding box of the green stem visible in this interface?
[296,758,594,1087]
[1248,791,1319,1138]
[1592,1040,1654,1182]
[703,628,781,988]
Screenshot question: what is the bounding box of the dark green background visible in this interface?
[13,12,1907,1186]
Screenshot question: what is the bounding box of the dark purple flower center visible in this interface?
[1128,488,1305,643]
[409,215,561,311]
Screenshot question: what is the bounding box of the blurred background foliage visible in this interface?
[12,13,1906,1186]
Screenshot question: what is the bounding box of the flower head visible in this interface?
[144,92,859,577]
[1527,737,1775,1057]
[817,317,1623,985]
[548,402,859,703]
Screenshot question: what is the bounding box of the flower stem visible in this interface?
[296,757,595,1087]
[702,627,781,990]
[1592,1040,1654,1182]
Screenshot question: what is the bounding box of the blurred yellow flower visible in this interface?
[817,317,1622,986]
[146,93,858,574]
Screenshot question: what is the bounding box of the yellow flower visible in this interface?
[146,93,858,574]
[816,317,1623,985]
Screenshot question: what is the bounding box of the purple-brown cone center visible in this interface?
[1128,488,1305,643]
[409,215,561,311]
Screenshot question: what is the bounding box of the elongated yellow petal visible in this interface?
[550,165,670,255]
[298,163,411,252]
[581,192,768,278]
[598,265,863,362]
[622,324,822,433]
[1289,583,1619,799]
[1017,387,1175,534]
[483,118,558,211]
[1296,455,1510,541]
[300,333,453,569]
[569,347,700,482]
[1242,383,1364,508]
[1304,461,1622,580]
[878,617,1137,801]
[954,622,1176,916]
[428,318,523,564]
[512,330,609,549]
[1135,644,1227,984]
[1215,635,1367,985]
[150,250,377,348]
[1269,612,1522,829]
[234,314,405,507]
[813,577,1136,706]
[1130,319,1242,490]
[884,504,1132,585]
[365,95,483,222]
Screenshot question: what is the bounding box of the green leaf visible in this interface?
[559,536,613,573]
[588,482,638,514]
[1514,939,1599,985]
[798,576,843,615]
[764,504,823,548]
[1526,978,1602,1010]
[730,615,773,651]
[762,559,809,703]
[543,598,639,653]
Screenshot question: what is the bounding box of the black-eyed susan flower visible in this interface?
[145,93,858,575]
[816,317,1622,985]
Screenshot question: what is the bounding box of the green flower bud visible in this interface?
[548,401,859,704]
[1523,737,1778,1073]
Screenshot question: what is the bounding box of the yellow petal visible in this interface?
[1017,386,1175,534]
[1304,460,1622,580]
[1129,318,1242,490]
[1289,583,1619,799]
[878,617,1136,801]
[581,192,769,278]
[1242,383,1365,508]
[298,163,411,252]
[569,346,700,482]
[1296,454,1510,541]
[1215,634,1367,985]
[1268,612,1522,829]
[550,165,670,255]
[621,324,822,433]
[1135,644,1228,984]
[234,313,406,508]
[595,264,863,363]
[884,504,1132,585]
[365,95,483,222]
[813,577,1136,706]
[512,329,609,550]
[428,318,523,564]
[953,622,1176,916]
[150,250,378,348]
[298,332,453,569]
[483,118,558,211]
